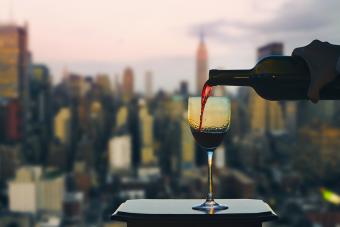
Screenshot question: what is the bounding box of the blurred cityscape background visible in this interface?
[1,1,340,227]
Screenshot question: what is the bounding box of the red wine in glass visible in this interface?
[191,130,225,149]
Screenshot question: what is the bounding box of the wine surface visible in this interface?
[191,130,225,149]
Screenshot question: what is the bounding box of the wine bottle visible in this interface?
[207,56,340,100]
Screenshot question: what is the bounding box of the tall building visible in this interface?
[90,101,103,119]
[96,73,112,94]
[108,135,132,172]
[113,74,121,96]
[169,96,192,175]
[145,71,153,98]
[37,172,65,213]
[139,100,156,166]
[115,106,129,130]
[65,73,85,98]
[257,42,283,59]
[128,99,141,168]
[179,81,189,97]
[0,24,30,99]
[0,102,5,141]
[0,145,20,183]
[0,24,31,143]
[214,145,226,169]
[154,96,183,176]
[248,42,286,134]
[8,166,42,213]
[30,64,52,163]
[31,65,51,125]
[62,191,84,225]
[123,67,134,100]
[180,114,195,174]
[4,99,21,141]
[54,107,71,144]
[196,33,208,94]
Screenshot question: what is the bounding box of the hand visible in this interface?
[292,40,340,103]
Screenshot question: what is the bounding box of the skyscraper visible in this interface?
[257,42,283,59]
[4,99,21,141]
[196,33,208,94]
[54,107,71,144]
[139,100,156,166]
[123,67,134,100]
[108,135,132,172]
[30,64,52,163]
[0,24,30,143]
[0,24,29,99]
[180,114,195,175]
[96,73,112,94]
[65,73,84,98]
[145,71,153,98]
[8,166,42,214]
[113,74,121,95]
[179,81,189,97]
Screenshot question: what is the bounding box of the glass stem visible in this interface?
[207,150,214,202]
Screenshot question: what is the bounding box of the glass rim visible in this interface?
[188,96,230,103]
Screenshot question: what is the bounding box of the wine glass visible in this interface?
[188,96,230,211]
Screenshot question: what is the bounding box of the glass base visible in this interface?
[192,200,228,212]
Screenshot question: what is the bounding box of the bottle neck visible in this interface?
[207,69,253,86]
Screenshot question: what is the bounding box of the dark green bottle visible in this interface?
[207,56,340,100]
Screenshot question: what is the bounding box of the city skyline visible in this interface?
[0,0,339,93]
[1,11,340,226]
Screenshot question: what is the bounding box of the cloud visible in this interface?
[257,0,337,33]
[188,0,340,43]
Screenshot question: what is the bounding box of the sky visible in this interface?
[0,0,339,93]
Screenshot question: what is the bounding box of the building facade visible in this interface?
[0,24,31,143]
[108,135,132,172]
[123,67,134,101]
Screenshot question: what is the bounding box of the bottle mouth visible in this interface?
[206,79,216,86]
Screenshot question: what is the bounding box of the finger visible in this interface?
[307,82,320,103]
[309,69,337,103]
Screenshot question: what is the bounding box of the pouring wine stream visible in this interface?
[199,82,213,131]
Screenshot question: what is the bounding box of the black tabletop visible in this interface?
[111,199,277,223]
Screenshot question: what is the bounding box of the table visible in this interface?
[111,199,278,227]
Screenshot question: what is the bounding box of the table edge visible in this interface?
[111,211,278,222]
